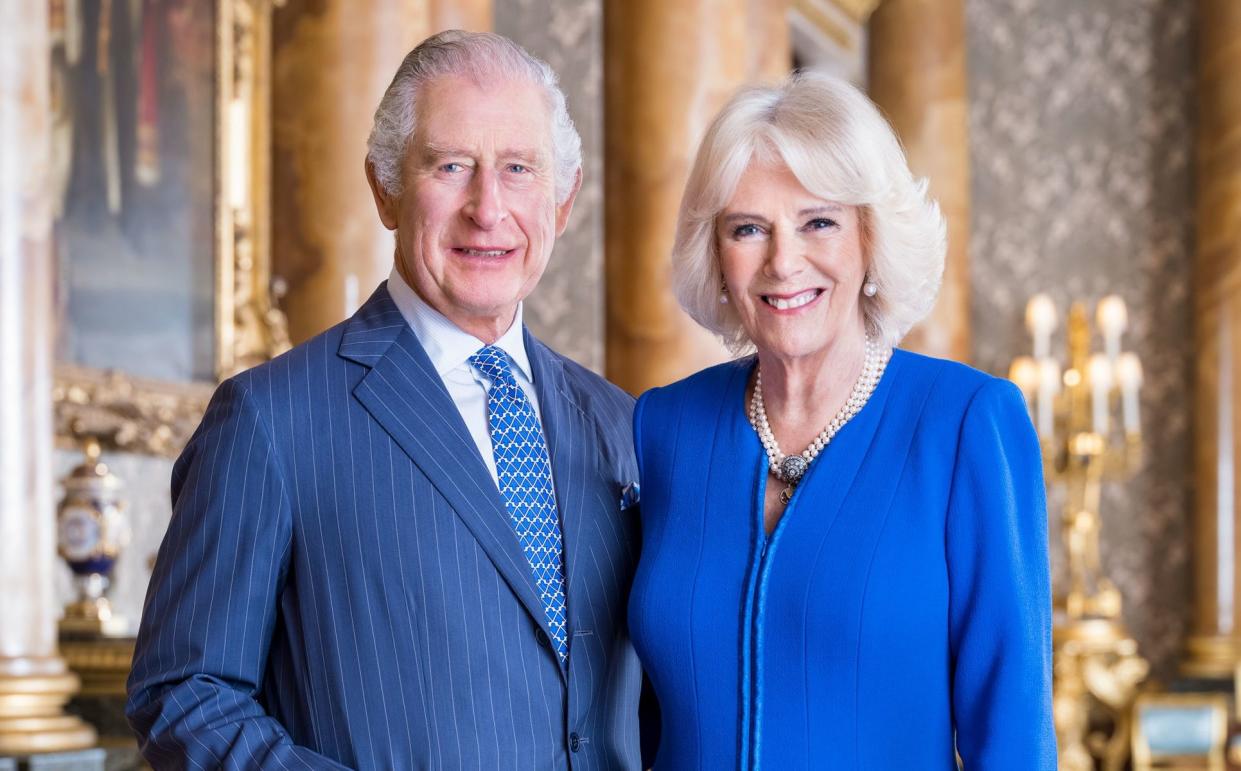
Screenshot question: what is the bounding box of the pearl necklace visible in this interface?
[748,338,891,504]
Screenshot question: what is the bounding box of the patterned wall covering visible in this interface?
[967,0,1196,679]
[497,0,605,373]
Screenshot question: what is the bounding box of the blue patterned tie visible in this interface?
[469,345,569,662]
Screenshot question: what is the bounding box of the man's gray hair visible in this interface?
[366,30,582,204]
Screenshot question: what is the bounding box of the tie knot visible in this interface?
[469,345,518,389]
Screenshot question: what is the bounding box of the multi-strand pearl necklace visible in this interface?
[748,337,891,505]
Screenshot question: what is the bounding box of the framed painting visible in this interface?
[49,0,288,457]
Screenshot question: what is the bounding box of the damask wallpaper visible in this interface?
[497,0,605,372]
[967,0,1196,679]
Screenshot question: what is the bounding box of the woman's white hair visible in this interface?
[672,70,946,350]
[366,30,582,204]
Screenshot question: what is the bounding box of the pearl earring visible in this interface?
[719,279,729,304]
[863,278,878,297]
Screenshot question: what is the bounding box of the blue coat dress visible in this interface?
[628,350,1056,770]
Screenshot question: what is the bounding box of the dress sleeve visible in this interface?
[946,378,1057,769]
[631,389,663,768]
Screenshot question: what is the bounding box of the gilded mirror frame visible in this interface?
[53,0,289,458]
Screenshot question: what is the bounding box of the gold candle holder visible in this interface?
[1010,296,1148,771]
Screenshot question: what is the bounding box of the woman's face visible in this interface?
[716,160,867,363]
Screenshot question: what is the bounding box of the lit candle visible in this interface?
[1026,294,1058,360]
[1116,352,1143,435]
[1008,356,1039,406]
[1087,354,1112,435]
[1037,357,1061,439]
[1096,295,1128,360]
[229,98,249,210]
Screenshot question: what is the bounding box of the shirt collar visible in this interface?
[387,267,533,382]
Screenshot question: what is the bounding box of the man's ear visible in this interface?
[366,160,399,231]
[554,167,583,237]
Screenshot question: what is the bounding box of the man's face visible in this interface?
[368,74,579,341]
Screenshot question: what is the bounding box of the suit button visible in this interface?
[536,629,550,648]
[569,732,581,752]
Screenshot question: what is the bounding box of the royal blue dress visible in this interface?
[629,350,1056,770]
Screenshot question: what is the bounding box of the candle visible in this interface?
[1087,354,1112,435]
[1008,356,1039,406]
[1036,358,1061,439]
[229,97,250,210]
[1026,294,1057,360]
[1116,352,1143,434]
[1096,295,1128,360]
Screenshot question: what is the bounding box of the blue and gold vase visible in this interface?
[57,439,130,637]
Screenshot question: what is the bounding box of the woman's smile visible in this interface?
[759,287,825,312]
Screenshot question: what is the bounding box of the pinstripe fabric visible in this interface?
[126,283,644,770]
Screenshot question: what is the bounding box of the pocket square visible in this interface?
[620,482,640,511]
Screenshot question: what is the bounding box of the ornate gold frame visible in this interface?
[53,0,289,458]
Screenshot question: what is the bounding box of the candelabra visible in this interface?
[1009,294,1149,771]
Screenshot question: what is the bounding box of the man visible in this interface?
[127,31,646,769]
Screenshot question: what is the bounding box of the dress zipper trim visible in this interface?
[741,454,802,771]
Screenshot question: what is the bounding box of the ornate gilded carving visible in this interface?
[219,0,291,379]
[53,366,212,458]
[1054,622,1150,771]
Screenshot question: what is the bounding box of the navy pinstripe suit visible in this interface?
[127,284,645,770]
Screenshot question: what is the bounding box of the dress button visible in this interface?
[569,732,581,752]
[536,628,550,648]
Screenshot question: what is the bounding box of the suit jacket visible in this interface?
[127,284,644,770]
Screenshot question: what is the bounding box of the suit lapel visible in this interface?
[524,331,596,662]
[341,285,552,656]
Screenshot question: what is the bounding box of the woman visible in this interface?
[628,72,1056,769]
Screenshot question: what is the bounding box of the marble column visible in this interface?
[430,0,491,31]
[867,0,971,361]
[749,0,792,81]
[271,0,432,344]
[1185,0,1241,678]
[0,0,95,754]
[604,0,791,394]
[494,0,605,371]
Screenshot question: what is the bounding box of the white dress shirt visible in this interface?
[386,268,547,487]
